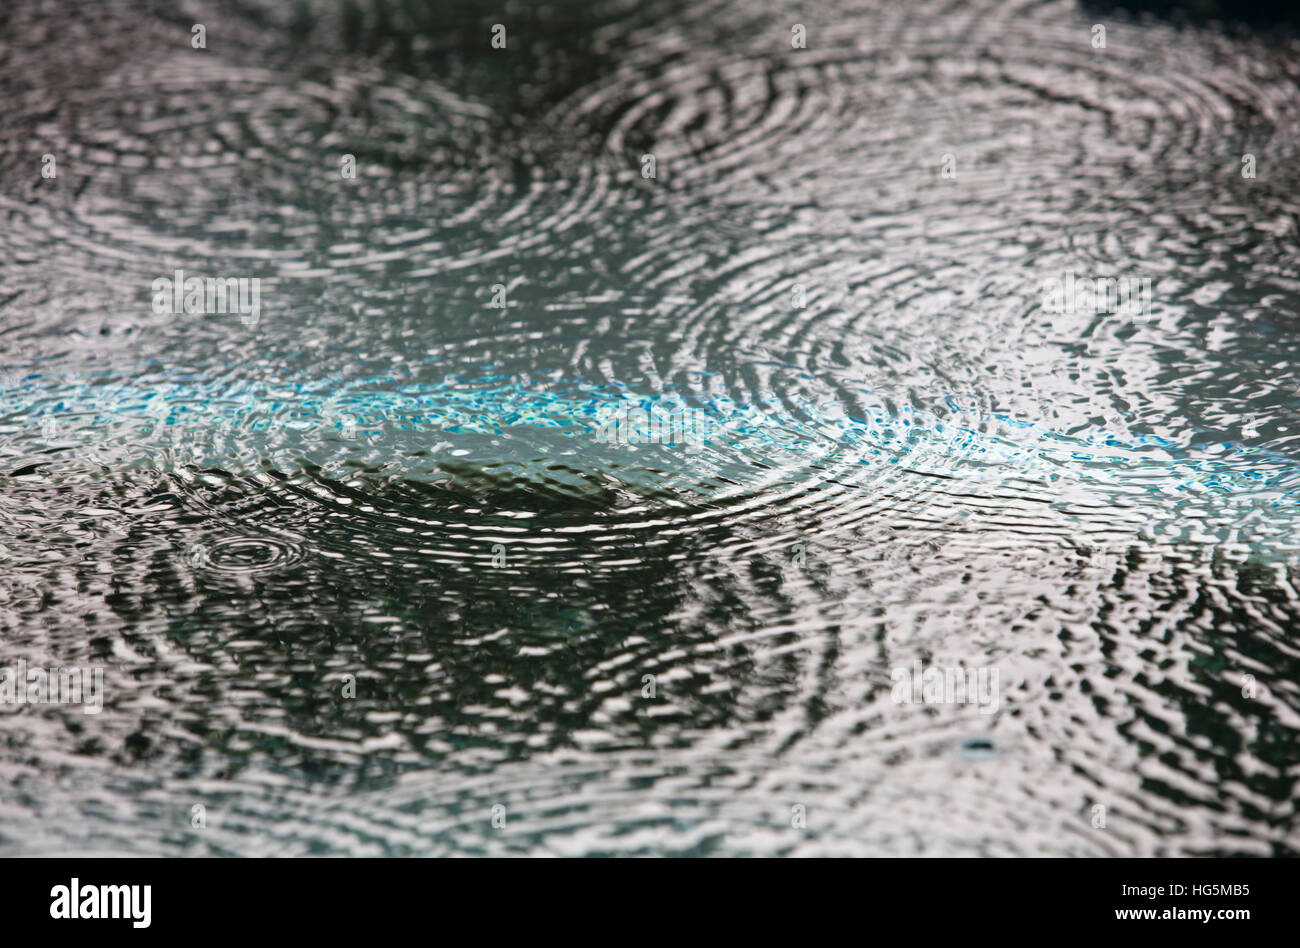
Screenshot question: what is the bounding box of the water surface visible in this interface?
[1,0,1299,855]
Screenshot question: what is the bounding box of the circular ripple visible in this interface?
[190,535,303,575]
[0,11,614,327]
[533,0,1300,558]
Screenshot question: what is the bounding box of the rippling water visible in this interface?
[2,0,1299,856]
